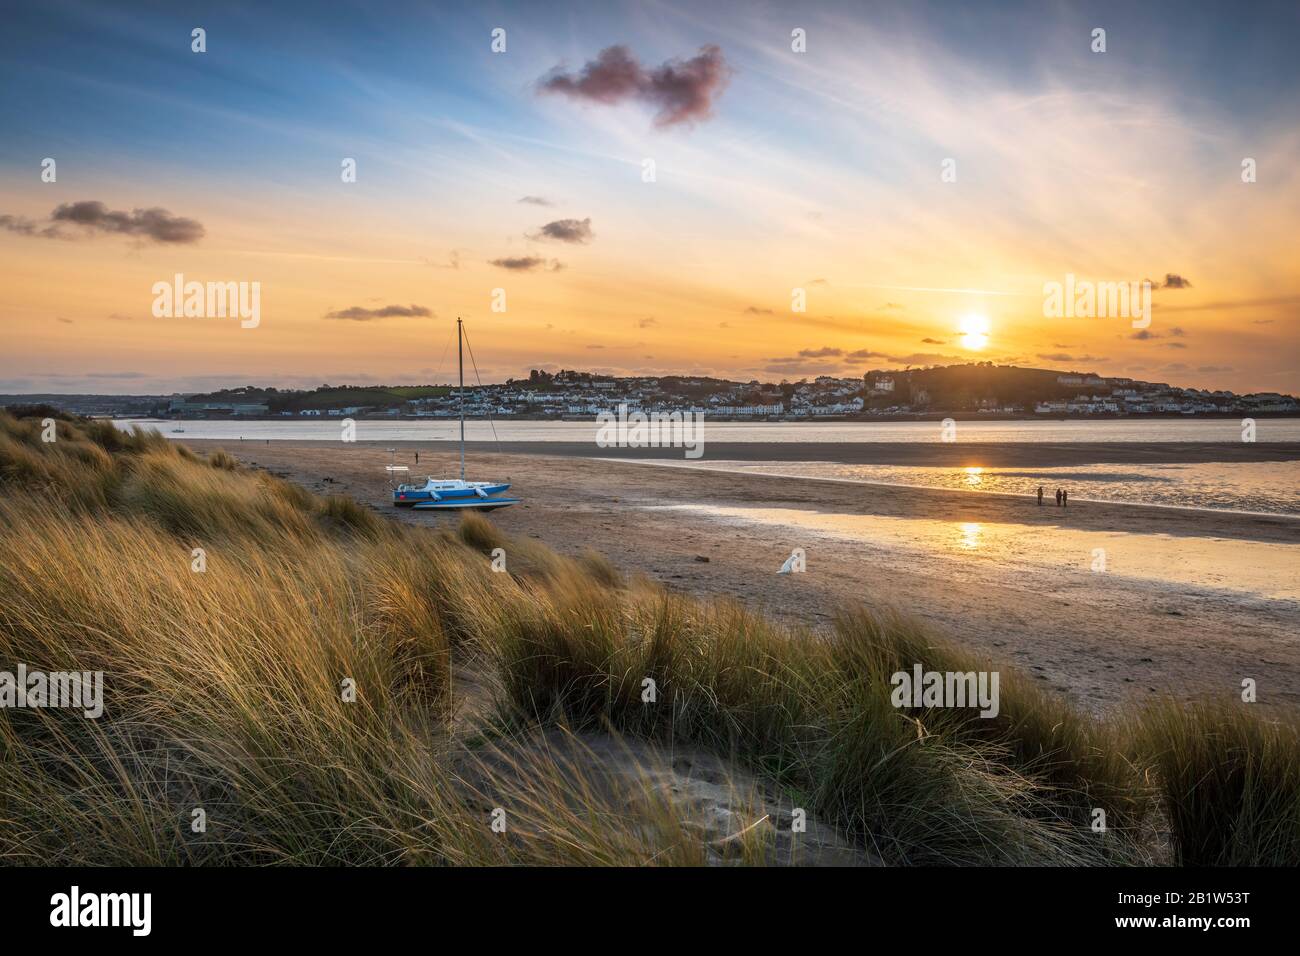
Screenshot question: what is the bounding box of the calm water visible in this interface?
[634,459,1300,516]
[117,417,1300,444]
[118,418,1300,516]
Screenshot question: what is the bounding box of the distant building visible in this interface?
[169,400,269,416]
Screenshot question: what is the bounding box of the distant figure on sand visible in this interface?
[415,451,419,464]
[1037,485,1044,506]
[1062,489,1069,508]
[1055,488,1062,507]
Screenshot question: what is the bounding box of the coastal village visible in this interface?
[147,364,1299,420]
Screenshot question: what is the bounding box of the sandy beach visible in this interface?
[188,439,1300,715]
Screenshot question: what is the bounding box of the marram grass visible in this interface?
[0,410,1296,866]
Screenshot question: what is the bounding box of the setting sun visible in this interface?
[959,314,991,350]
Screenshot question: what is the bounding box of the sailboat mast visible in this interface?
[457,317,465,481]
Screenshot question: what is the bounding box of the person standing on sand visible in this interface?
[1062,489,1069,508]
[1037,486,1044,506]
[415,451,419,465]
[1055,488,1062,507]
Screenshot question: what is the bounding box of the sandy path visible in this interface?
[191,440,1300,715]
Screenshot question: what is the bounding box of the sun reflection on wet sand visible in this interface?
[641,503,1300,601]
[957,522,983,550]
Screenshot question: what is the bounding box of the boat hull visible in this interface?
[412,496,519,512]
[393,481,510,507]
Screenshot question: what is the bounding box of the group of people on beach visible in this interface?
[1036,485,1068,507]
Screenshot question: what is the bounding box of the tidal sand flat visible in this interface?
[191,439,1300,714]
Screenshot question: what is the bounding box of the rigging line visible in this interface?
[430,326,453,387]
[460,323,505,461]
[421,326,454,464]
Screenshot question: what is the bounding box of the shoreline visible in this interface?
[610,457,1300,521]
[175,436,1300,466]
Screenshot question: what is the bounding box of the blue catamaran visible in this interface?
[392,318,518,512]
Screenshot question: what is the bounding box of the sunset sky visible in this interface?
[2,0,1297,395]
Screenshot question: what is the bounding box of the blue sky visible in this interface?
[1,0,1296,393]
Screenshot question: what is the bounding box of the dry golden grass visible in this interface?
[1,409,1296,866]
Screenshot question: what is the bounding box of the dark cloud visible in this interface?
[0,214,45,237]
[518,196,554,206]
[1159,273,1192,289]
[324,304,433,321]
[529,217,593,244]
[1129,329,1157,340]
[798,347,842,358]
[921,337,946,344]
[743,306,773,315]
[1038,352,1108,363]
[51,201,204,243]
[490,256,563,272]
[4,202,203,243]
[538,44,731,128]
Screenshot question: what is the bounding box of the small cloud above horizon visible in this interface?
[529,217,593,244]
[489,256,563,272]
[2,200,204,243]
[324,304,433,321]
[1038,352,1108,363]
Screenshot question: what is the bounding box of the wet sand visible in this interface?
[190,439,1300,714]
